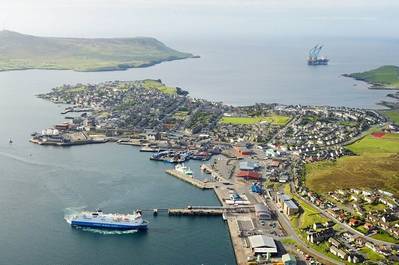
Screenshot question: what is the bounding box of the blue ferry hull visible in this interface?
[71,220,148,231]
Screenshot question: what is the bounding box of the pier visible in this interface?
[165,169,213,189]
[168,208,223,216]
[141,206,254,217]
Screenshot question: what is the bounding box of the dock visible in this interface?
[168,208,223,216]
[165,169,213,189]
[201,164,225,181]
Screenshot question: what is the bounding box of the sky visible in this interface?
[0,0,398,41]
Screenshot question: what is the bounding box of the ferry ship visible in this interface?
[66,209,148,231]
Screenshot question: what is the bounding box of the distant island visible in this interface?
[0,30,195,72]
[344,65,399,90]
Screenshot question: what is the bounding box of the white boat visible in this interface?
[175,163,193,176]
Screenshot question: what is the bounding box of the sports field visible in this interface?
[220,115,290,125]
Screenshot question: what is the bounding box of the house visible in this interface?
[313,223,324,230]
[279,174,290,183]
[330,245,348,260]
[348,218,361,227]
[248,235,278,255]
[347,254,364,264]
[270,160,281,168]
[328,237,341,248]
[307,228,335,243]
[364,196,376,204]
[363,223,374,231]
[365,242,378,252]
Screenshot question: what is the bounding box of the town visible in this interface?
[32,79,399,265]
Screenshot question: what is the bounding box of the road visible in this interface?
[262,194,343,265]
[289,182,398,248]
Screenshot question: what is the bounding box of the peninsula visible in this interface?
[0,30,194,72]
[344,65,399,90]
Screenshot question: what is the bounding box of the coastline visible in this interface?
[0,55,199,73]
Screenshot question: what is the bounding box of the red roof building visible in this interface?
[234,146,252,156]
[237,170,261,180]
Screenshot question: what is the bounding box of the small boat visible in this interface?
[9,138,13,144]
[175,163,193,176]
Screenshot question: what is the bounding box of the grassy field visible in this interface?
[363,203,387,212]
[0,30,192,72]
[346,133,399,154]
[382,110,399,124]
[371,230,399,244]
[360,247,386,262]
[306,133,399,197]
[142,80,177,95]
[220,115,290,125]
[347,65,399,89]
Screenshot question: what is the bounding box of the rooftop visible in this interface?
[248,235,277,254]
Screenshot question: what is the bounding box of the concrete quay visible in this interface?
[165,169,213,189]
[168,208,223,216]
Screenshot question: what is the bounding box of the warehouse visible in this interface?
[254,203,272,220]
[248,235,278,255]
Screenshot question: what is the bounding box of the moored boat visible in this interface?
[175,163,193,176]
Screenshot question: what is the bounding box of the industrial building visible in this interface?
[239,161,259,171]
[237,170,261,180]
[254,203,272,220]
[248,235,278,255]
[283,200,299,216]
[276,193,299,216]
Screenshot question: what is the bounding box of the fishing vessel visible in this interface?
[66,209,148,231]
[175,163,193,176]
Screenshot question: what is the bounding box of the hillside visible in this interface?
[306,133,399,197]
[345,65,399,89]
[0,30,193,72]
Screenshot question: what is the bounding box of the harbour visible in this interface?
[1,34,399,265]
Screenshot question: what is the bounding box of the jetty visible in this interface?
[165,169,213,189]
[168,208,223,216]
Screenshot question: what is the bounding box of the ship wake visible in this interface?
[78,227,138,235]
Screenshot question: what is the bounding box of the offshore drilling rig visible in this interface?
[307,44,329,65]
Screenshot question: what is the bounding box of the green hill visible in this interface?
[345,65,399,89]
[0,30,193,72]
